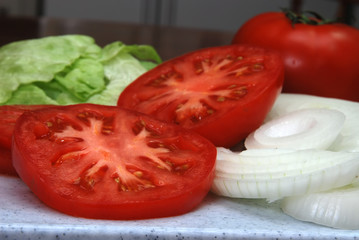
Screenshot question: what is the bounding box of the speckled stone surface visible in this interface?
[1,175,359,240]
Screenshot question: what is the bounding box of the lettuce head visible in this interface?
[0,35,161,106]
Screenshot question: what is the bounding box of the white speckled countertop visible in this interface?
[1,175,358,240]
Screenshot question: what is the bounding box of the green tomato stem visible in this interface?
[282,8,335,26]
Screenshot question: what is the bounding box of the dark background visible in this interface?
[1,0,358,60]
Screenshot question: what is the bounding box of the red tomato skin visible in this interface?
[118,45,284,148]
[0,146,17,176]
[0,105,51,176]
[232,12,359,102]
[0,105,52,149]
[12,104,217,220]
[193,76,283,147]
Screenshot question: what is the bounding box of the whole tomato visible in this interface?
[232,9,359,102]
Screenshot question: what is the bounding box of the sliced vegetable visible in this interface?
[0,146,15,176]
[245,108,345,150]
[212,147,359,202]
[281,183,359,229]
[12,104,216,219]
[118,44,284,147]
[211,94,359,229]
[0,35,161,106]
[267,94,359,152]
[0,104,52,149]
[0,105,52,175]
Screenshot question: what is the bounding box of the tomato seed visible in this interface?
[226,54,233,59]
[207,109,214,115]
[233,87,248,97]
[133,171,143,178]
[178,164,189,170]
[195,68,203,74]
[252,63,264,71]
[176,104,184,109]
[217,96,225,102]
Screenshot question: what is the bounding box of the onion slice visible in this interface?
[212,148,359,202]
[266,94,359,152]
[281,183,359,230]
[245,108,345,150]
[214,94,359,229]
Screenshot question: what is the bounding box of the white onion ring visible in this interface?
[281,184,359,230]
[245,108,345,150]
[212,148,359,202]
[213,94,359,229]
[266,94,359,152]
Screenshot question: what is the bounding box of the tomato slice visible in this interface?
[0,146,17,176]
[0,105,51,149]
[12,104,216,220]
[117,45,284,147]
[0,105,52,176]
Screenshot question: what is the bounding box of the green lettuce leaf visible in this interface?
[0,35,101,104]
[85,41,162,105]
[101,41,162,70]
[4,84,58,105]
[54,57,105,101]
[88,53,146,105]
[0,35,162,106]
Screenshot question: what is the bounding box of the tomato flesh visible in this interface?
[0,105,52,176]
[0,146,16,176]
[12,104,216,219]
[117,45,284,147]
[0,105,51,149]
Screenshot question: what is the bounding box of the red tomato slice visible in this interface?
[117,45,284,147]
[0,105,51,149]
[0,105,52,176]
[12,104,216,220]
[0,146,17,176]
